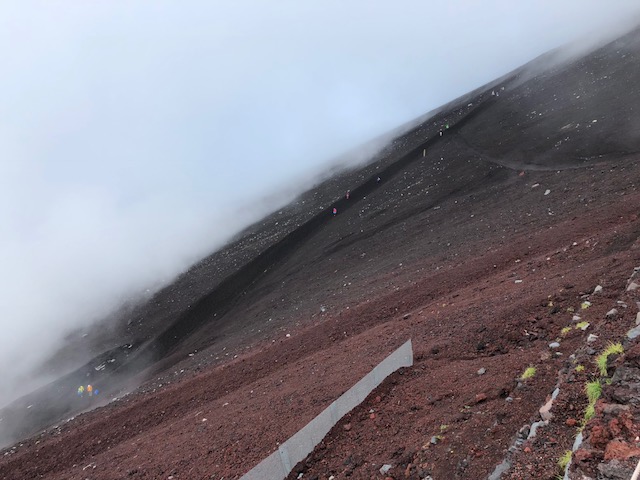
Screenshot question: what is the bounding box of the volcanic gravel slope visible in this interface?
[2,25,640,480]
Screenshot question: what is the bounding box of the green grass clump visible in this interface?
[520,366,536,380]
[575,364,585,373]
[580,380,603,429]
[561,326,572,336]
[595,342,624,376]
[585,380,602,404]
[558,450,572,470]
[575,321,590,331]
[584,403,596,423]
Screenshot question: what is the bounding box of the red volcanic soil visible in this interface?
[2,26,640,480]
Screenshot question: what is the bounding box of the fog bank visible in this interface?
[1,1,639,406]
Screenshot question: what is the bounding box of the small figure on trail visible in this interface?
[346,190,350,200]
[439,130,443,136]
[87,384,93,397]
[77,385,85,398]
[376,176,381,183]
[332,207,337,216]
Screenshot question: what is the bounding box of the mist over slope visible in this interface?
[1,20,640,456]
[3,2,640,413]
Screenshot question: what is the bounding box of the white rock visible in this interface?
[380,464,393,475]
[627,282,639,292]
[606,309,618,318]
[593,285,603,294]
[627,326,640,340]
[544,189,551,196]
[477,368,486,375]
[572,315,582,322]
[549,342,560,349]
[587,334,598,343]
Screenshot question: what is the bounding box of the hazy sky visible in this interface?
[1,1,640,405]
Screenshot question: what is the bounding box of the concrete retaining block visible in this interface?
[240,339,413,479]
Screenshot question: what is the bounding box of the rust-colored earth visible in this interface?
[2,25,640,480]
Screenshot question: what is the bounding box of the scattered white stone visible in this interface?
[572,315,582,322]
[539,398,554,421]
[628,281,639,292]
[285,333,291,338]
[636,312,640,325]
[380,464,393,474]
[477,368,486,375]
[544,189,551,196]
[606,308,618,318]
[531,183,540,188]
[627,326,640,340]
[528,420,548,439]
[577,322,590,331]
[515,279,523,284]
[587,334,599,343]
[593,285,603,294]
[549,342,560,349]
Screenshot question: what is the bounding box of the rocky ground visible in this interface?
[1,24,640,480]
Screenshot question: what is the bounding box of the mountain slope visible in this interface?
[1,25,640,480]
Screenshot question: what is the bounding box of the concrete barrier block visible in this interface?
[242,451,286,480]
[240,339,413,480]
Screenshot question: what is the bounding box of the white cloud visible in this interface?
[0,0,639,406]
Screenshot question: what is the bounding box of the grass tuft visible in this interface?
[595,342,624,376]
[558,450,572,470]
[575,321,590,331]
[584,403,596,423]
[585,380,602,404]
[520,366,536,380]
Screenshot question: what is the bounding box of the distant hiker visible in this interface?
[346,190,350,200]
[332,207,337,216]
[77,385,85,398]
[439,131,443,137]
[376,176,381,183]
[87,384,93,397]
